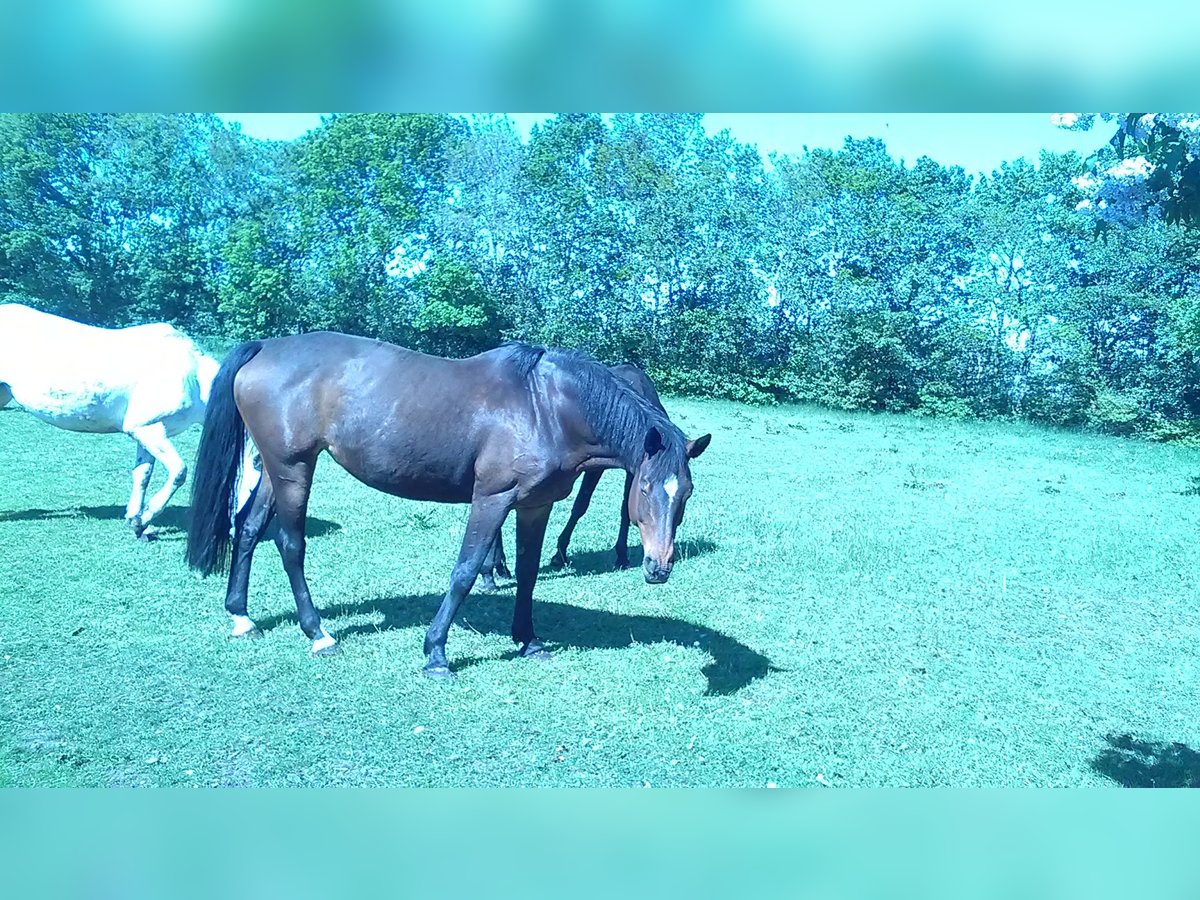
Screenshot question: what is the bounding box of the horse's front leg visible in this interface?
[551,470,601,568]
[513,503,553,659]
[124,442,155,534]
[613,471,635,569]
[423,492,515,678]
[127,422,186,537]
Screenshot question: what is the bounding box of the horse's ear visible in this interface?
[644,427,664,458]
[686,433,712,459]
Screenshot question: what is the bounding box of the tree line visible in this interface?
[2,112,1198,440]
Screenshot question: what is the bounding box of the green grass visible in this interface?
[3,399,1200,787]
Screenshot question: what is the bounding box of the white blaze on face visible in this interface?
[663,475,679,501]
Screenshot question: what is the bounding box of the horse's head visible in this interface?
[629,428,711,583]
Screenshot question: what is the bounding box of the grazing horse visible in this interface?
[185,333,710,677]
[0,303,219,537]
[480,363,703,588]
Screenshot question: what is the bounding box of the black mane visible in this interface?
[505,341,685,472]
[499,341,547,379]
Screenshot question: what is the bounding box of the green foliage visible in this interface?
[1087,388,1148,436]
[1140,416,1200,446]
[410,256,503,358]
[1117,115,1200,226]
[915,381,975,420]
[647,366,777,406]
[218,219,295,339]
[2,112,1199,443]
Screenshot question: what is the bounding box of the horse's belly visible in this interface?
[15,385,127,433]
[326,444,475,504]
[517,470,580,507]
[375,475,474,504]
[154,398,204,436]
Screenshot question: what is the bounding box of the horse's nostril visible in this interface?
[642,557,671,583]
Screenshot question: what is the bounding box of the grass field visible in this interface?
[3,397,1200,787]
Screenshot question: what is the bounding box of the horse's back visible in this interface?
[0,303,104,342]
[611,362,666,412]
[234,333,543,502]
[237,332,518,436]
[122,321,186,341]
[0,303,211,433]
[243,332,527,397]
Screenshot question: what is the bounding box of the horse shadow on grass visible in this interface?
[256,585,775,696]
[0,504,341,540]
[539,537,719,578]
[1091,733,1200,787]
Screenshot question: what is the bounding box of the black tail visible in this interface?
[186,341,264,576]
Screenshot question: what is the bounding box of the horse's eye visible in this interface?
[640,482,650,496]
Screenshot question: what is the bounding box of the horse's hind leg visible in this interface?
[513,503,553,659]
[493,529,511,578]
[479,520,510,591]
[124,442,155,529]
[551,470,601,568]
[224,473,276,639]
[128,422,187,537]
[423,492,515,677]
[268,458,336,655]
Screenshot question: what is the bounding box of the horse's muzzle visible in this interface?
[643,557,672,584]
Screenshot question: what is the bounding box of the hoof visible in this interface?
[230,615,260,638]
[422,663,455,679]
[613,559,630,571]
[311,632,339,656]
[549,552,568,569]
[519,640,552,661]
[480,574,499,592]
[494,563,511,579]
[137,527,159,542]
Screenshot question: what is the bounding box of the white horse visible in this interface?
[0,303,219,538]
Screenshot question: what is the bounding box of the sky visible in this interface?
[217,113,1110,176]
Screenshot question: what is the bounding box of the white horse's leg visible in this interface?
[128,422,186,537]
[125,441,156,525]
[233,439,262,528]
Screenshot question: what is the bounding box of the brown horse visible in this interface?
[480,362,686,587]
[185,333,710,677]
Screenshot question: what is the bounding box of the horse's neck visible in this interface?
[548,369,642,474]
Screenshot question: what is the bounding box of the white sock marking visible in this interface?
[311,630,337,653]
[231,614,257,636]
